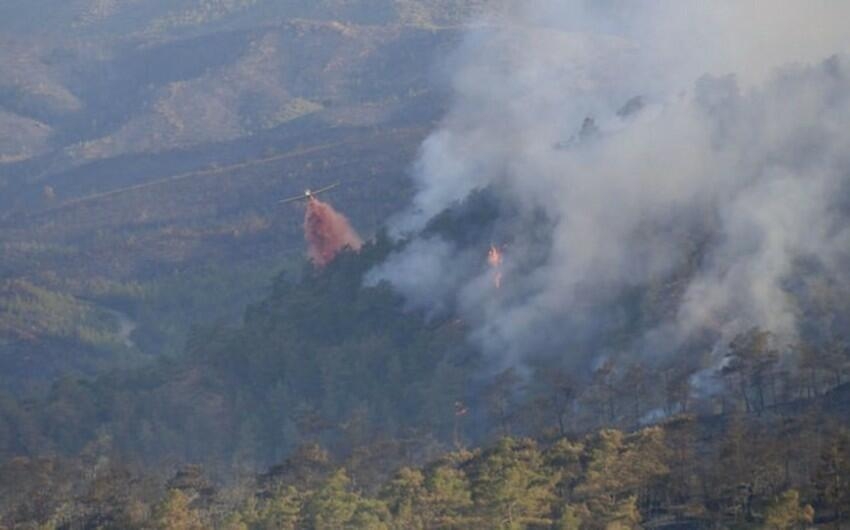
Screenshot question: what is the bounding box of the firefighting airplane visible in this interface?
[279,182,340,204]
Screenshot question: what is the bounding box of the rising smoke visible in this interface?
[305,198,362,268]
[368,1,850,373]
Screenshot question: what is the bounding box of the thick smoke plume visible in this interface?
[369,1,850,373]
[305,198,362,268]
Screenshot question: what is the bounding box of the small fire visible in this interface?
[488,244,504,288]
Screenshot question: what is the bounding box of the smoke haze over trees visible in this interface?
[2,1,850,528]
[373,1,850,377]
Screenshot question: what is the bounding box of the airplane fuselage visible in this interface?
[279,182,340,204]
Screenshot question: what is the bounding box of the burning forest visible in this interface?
[370,1,850,390]
[5,1,850,529]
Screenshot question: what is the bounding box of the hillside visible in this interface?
[2,188,848,466]
[0,1,475,390]
[1,213,849,527]
[2,1,850,529]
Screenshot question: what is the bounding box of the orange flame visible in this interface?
[488,244,504,288]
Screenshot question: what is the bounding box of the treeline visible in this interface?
[0,237,478,470]
[3,411,850,529]
[1,231,850,474]
[0,201,849,529]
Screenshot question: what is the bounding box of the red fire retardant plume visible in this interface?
[304,198,363,267]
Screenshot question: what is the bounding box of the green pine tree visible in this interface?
[762,489,814,530]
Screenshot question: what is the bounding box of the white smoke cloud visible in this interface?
[366,237,476,316]
[372,1,850,370]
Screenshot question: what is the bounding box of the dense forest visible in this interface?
[2,203,850,527]
[3,0,850,529]
[4,415,850,529]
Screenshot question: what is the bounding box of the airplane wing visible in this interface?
[310,182,340,196]
[279,194,308,204]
